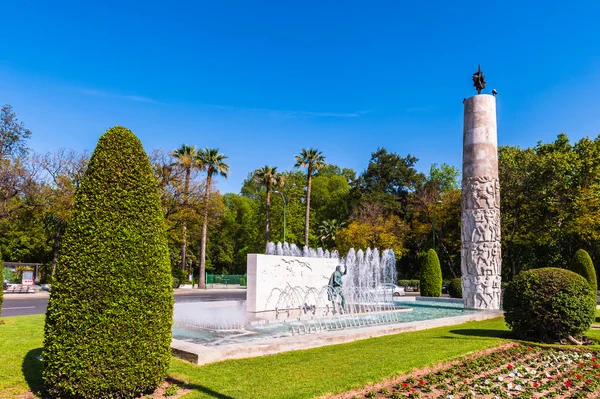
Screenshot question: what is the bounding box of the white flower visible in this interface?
[509,373,515,378]
[497,376,504,382]
[531,370,537,375]
[485,379,490,385]
[507,382,513,389]
[515,385,522,391]
[446,395,454,399]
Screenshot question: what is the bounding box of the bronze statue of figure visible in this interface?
[327,265,347,314]
[472,64,486,94]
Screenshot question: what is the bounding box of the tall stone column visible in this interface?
[461,94,502,310]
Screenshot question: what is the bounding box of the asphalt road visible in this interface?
[2,289,247,317]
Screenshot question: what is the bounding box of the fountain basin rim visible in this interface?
[171,309,503,366]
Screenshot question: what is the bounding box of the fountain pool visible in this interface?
[173,299,476,346]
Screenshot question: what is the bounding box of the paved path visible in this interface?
[2,288,247,316]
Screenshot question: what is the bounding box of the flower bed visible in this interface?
[333,344,600,399]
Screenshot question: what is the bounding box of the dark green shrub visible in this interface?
[397,279,420,290]
[569,249,597,295]
[239,277,246,287]
[43,126,173,398]
[448,277,462,298]
[0,260,3,317]
[420,249,442,297]
[171,266,186,289]
[503,267,595,342]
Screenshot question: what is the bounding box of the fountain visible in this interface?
[171,243,501,365]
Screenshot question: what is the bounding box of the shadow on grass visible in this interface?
[170,377,235,399]
[22,347,44,397]
[448,329,513,339]
[595,316,600,323]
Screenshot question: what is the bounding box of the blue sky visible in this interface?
[1,1,600,193]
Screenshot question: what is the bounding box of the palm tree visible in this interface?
[196,148,229,289]
[294,148,326,246]
[253,166,284,251]
[171,144,197,271]
[318,219,346,248]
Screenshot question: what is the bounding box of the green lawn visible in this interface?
[2,313,599,399]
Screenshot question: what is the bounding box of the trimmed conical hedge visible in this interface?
[43,127,173,398]
[569,249,597,296]
[420,249,442,297]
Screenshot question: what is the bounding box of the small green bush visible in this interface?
[420,249,442,297]
[239,277,246,287]
[172,278,180,289]
[0,260,3,317]
[448,277,462,298]
[43,126,173,398]
[397,279,420,290]
[569,249,597,295]
[503,267,595,342]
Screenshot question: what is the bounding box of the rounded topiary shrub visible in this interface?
[569,249,597,296]
[420,249,442,297]
[43,127,173,399]
[448,277,463,298]
[503,267,595,342]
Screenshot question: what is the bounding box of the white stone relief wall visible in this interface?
[461,94,502,310]
[246,254,339,313]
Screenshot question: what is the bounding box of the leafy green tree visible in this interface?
[171,144,197,270]
[295,148,326,246]
[420,249,442,297]
[352,147,424,216]
[196,148,229,288]
[569,249,597,296]
[310,171,352,229]
[0,104,31,159]
[317,219,345,249]
[43,126,172,398]
[253,166,284,251]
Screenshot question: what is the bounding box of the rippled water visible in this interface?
[172,300,476,346]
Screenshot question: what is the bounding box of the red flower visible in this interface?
[577,375,582,379]
[594,363,599,369]
[410,388,415,392]
[507,364,514,369]
[419,380,425,385]
[513,344,519,348]
[402,383,408,388]
[464,381,468,384]
[593,357,597,361]
[494,359,499,363]
[586,379,593,384]
[527,347,532,351]
[580,362,585,367]
[533,382,540,387]
[548,376,553,380]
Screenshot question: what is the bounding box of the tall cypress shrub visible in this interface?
[569,249,597,296]
[43,127,173,398]
[420,249,442,297]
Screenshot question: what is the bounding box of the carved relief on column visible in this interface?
[461,176,502,309]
